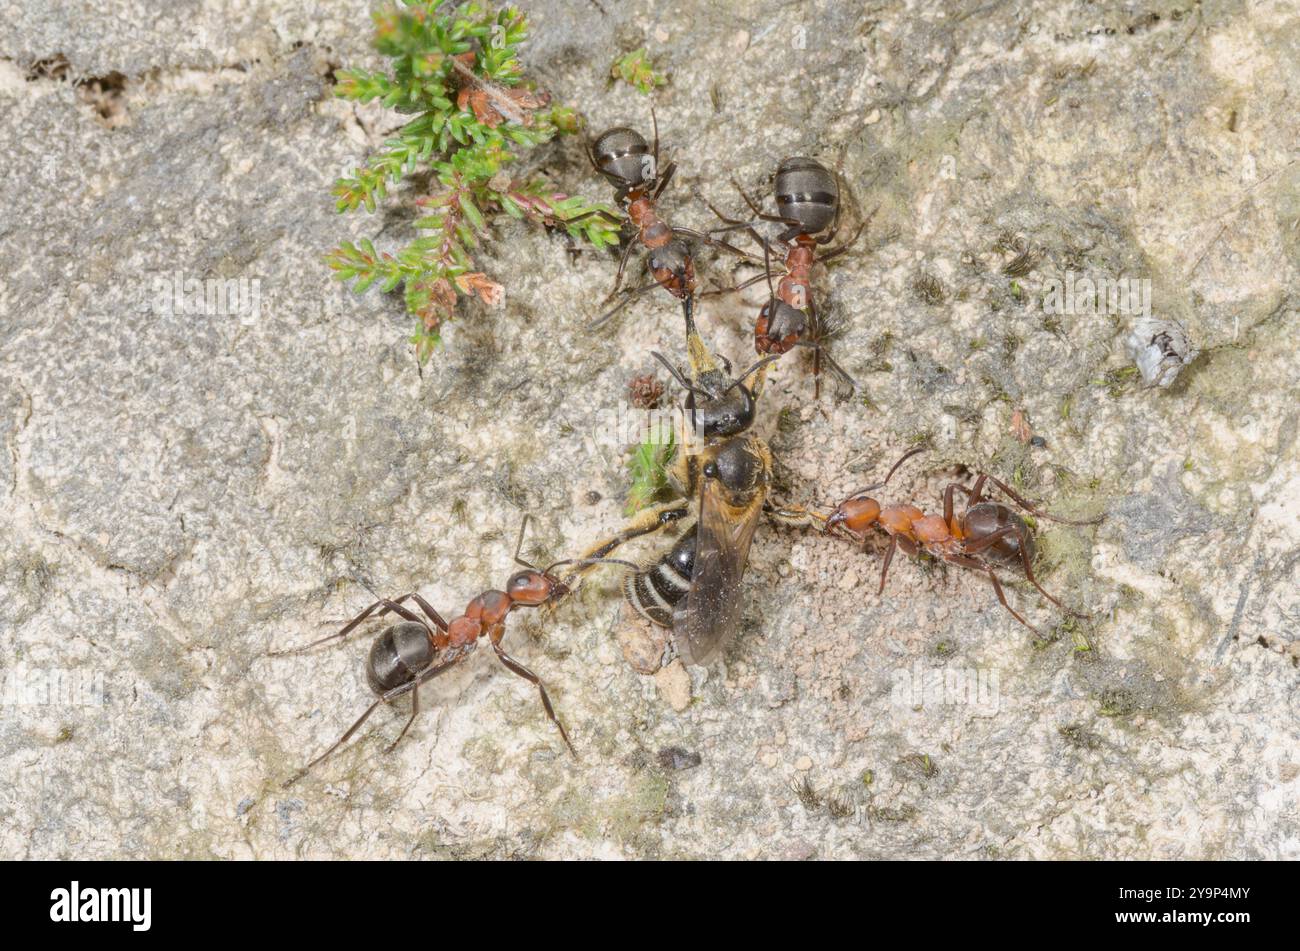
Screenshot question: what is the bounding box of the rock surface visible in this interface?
[1,0,1297,859]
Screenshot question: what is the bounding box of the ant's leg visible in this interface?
[650,105,660,179]
[942,482,978,527]
[947,554,1038,634]
[734,179,801,228]
[559,208,624,229]
[492,645,575,756]
[877,536,899,595]
[606,235,640,301]
[384,688,419,753]
[269,596,428,656]
[984,566,1038,634]
[672,227,762,262]
[699,269,770,299]
[818,349,857,395]
[983,564,1037,633]
[588,278,662,330]
[282,697,386,787]
[977,474,1106,526]
[408,594,449,632]
[962,526,1088,618]
[701,193,768,248]
[512,512,535,568]
[796,294,864,402]
[282,652,467,786]
[819,220,868,260]
[960,525,1020,558]
[652,160,678,201]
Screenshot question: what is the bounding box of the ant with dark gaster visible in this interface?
[568,110,759,328]
[824,447,1104,634]
[270,516,637,786]
[704,156,869,399]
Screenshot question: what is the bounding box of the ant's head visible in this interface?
[826,495,882,536]
[758,299,808,350]
[591,127,655,197]
[775,156,838,237]
[684,376,757,439]
[506,569,562,606]
[509,556,643,606]
[653,317,774,441]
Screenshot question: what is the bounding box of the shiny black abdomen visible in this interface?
[774,157,838,236]
[593,127,652,190]
[961,502,1034,570]
[366,621,437,694]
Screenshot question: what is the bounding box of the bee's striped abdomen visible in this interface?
[624,527,696,628]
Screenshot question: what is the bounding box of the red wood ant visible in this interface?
[705,157,867,398]
[825,447,1103,634]
[272,517,636,786]
[574,112,757,328]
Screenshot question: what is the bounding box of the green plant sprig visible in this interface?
[610,47,669,94]
[327,1,622,360]
[625,424,677,516]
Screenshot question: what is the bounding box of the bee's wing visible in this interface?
[673,481,765,666]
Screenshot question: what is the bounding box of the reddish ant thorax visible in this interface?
[466,589,512,627]
[878,504,923,536]
[912,514,952,545]
[446,615,481,648]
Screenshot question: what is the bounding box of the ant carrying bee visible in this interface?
[705,156,868,398]
[824,447,1104,635]
[581,297,782,665]
[270,517,637,785]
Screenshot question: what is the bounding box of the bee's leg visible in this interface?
[572,501,691,574]
[762,500,828,531]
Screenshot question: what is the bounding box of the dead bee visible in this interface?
[581,298,776,665]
